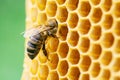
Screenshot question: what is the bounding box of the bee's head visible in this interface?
[47,19,58,28]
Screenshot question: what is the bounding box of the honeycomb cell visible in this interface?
[46,1,57,17]
[101,33,114,48]
[90,25,101,41]
[30,59,38,75]
[91,8,102,23]
[58,42,69,58]
[56,6,68,22]
[80,74,89,80]
[113,76,120,80]
[101,0,112,11]
[102,14,113,29]
[38,50,47,63]
[90,0,100,5]
[68,49,80,64]
[58,24,68,41]
[79,37,90,53]
[114,39,120,53]
[89,44,102,59]
[60,78,68,80]
[68,31,79,46]
[90,62,100,77]
[101,51,112,65]
[31,77,38,80]
[68,12,79,28]
[47,71,59,80]
[31,0,35,5]
[38,65,49,80]
[114,21,120,36]
[112,58,120,72]
[68,67,80,80]
[31,7,38,22]
[66,0,79,11]
[48,54,59,70]
[114,2,120,17]
[36,0,46,11]
[58,60,69,76]
[80,56,91,71]
[56,0,65,5]
[78,1,91,17]
[99,69,110,80]
[78,19,91,34]
[37,12,47,24]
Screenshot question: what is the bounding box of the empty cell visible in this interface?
[101,51,112,65]
[46,1,57,17]
[78,19,91,34]
[56,6,68,22]
[60,78,68,80]
[68,67,80,80]
[68,31,79,46]
[114,21,120,36]
[58,60,69,76]
[56,0,66,5]
[114,39,120,53]
[30,59,38,75]
[36,0,46,11]
[113,76,120,80]
[101,0,112,11]
[90,44,102,59]
[48,54,59,70]
[38,50,47,63]
[102,14,113,29]
[79,37,90,53]
[112,58,120,72]
[78,1,91,17]
[99,69,110,80]
[58,42,69,58]
[114,3,120,17]
[90,62,100,77]
[66,0,79,11]
[68,13,79,28]
[38,65,49,80]
[102,33,114,48]
[37,12,47,24]
[91,8,102,23]
[80,56,91,71]
[80,74,89,80]
[90,25,101,41]
[90,0,100,5]
[31,7,38,22]
[68,49,80,64]
[47,71,59,80]
[58,24,68,41]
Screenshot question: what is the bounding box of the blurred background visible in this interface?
[0,0,25,80]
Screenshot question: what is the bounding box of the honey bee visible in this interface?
[24,19,58,60]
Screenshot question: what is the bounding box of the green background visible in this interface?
[0,0,25,80]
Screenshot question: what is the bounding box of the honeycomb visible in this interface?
[21,0,120,80]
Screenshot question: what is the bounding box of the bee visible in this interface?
[24,19,58,60]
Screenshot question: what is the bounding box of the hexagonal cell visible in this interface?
[89,44,102,59]
[60,77,68,80]
[68,49,80,64]
[48,54,59,70]
[68,67,80,80]
[47,71,59,80]
[79,37,90,53]
[68,12,79,28]
[56,6,68,22]
[58,42,69,58]
[113,76,120,80]
[37,12,47,25]
[46,1,57,17]
[68,31,79,46]
[47,37,59,52]
[90,0,100,5]
[90,25,101,41]
[114,39,120,53]
[56,0,66,5]
[99,69,110,80]
[66,0,79,11]
[79,55,91,71]
[31,0,35,5]
[38,50,47,63]
[36,0,46,11]
[112,57,120,72]
[100,51,112,65]
[31,7,38,22]
[90,62,100,77]
[114,21,120,36]
[101,0,112,11]
[101,32,114,48]
[38,65,49,80]
[102,14,113,29]
[113,2,120,17]
[31,77,38,80]
[58,60,69,76]
[78,1,91,17]
[78,19,91,34]
[90,7,102,23]
[58,24,68,41]
[80,74,89,80]
[30,59,38,75]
